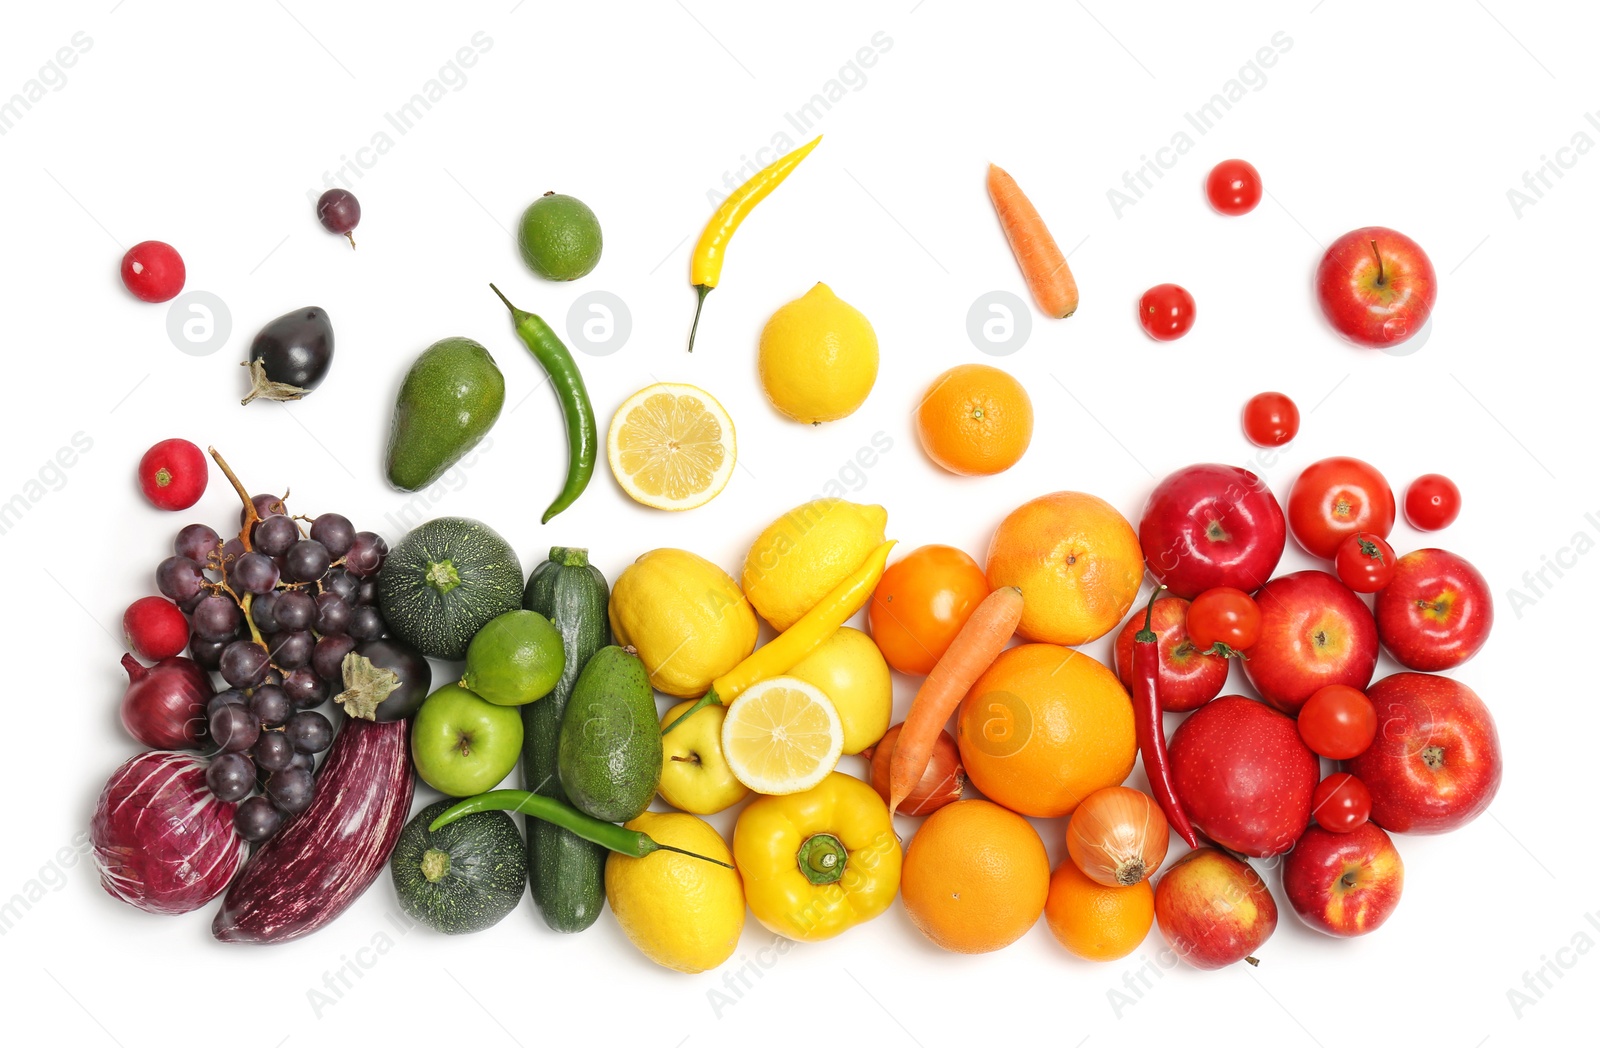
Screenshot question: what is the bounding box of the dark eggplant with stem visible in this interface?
[242,307,335,404]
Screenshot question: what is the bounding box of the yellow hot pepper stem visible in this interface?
[686,135,822,352]
[661,539,895,735]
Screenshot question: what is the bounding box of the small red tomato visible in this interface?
[139,439,209,511]
[1404,473,1461,531]
[1185,586,1261,654]
[120,241,186,303]
[1138,283,1196,341]
[1241,391,1299,447]
[1333,532,1397,593]
[1287,456,1396,559]
[1297,684,1378,759]
[1205,159,1263,216]
[123,596,190,660]
[1310,773,1372,833]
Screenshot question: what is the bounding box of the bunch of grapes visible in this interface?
[154,470,390,843]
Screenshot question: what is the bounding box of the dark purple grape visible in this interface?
[274,590,315,631]
[207,751,255,803]
[220,536,246,569]
[156,556,206,601]
[347,604,385,642]
[206,691,246,723]
[232,551,280,594]
[260,666,283,688]
[344,532,388,577]
[192,595,242,639]
[267,767,314,814]
[321,567,359,603]
[248,684,291,727]
[312,633,356,681]
[356,577,379,605]
[252,730,295,772]
[287,749,316,773]
[188,634,228,669]
[178,592,204,614]
[250,589,280,632]
[220,640,271,688]
[234,796,282,842]
[252,513,299,557]
[209,703,260,752]
[314,592,351,635]
[310,513,356,558]
[175,523,221,563]
[316,188,361,242]
[285,710,334,754]
[241,494,287,528]
[283,667,328,709]
[269,630,314,669]
[284,539,331,583]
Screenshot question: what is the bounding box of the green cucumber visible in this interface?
[520,547,610,932]
[558,645,661,823]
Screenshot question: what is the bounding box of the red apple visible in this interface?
[1139,463,1286,599]
[1155,848,1277,969]
[1316,226,1437,349]
[1111,596,1229,712]
[1243,570,1378,715]
[1169,695,1320,857]
[1375,549,1493,671]
[1283,822,1404,937]
[1346,672,1501,834]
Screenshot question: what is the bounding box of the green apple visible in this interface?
[412,684,523,797]
[657,700,748,815]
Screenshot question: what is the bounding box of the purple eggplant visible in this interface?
[212,717,413,944]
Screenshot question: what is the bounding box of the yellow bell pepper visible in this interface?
[732,772,901,942]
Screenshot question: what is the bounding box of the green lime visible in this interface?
[517,192,602,281]
[460,610,566,706]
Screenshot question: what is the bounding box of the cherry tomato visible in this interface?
[1205,159,1263,216]
[1297,684,1377,759]
[1310,773,1372,833]
[1241,391,1299,447]
[1404,473,1461,531]
[1184,587,1261,654]
[1333,532,1397,593]
[1138,283,1196,341]
[1287,456,1396,560]
[868,544,989,676]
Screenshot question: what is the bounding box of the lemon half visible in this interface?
[607,383,736,511]
[721,676,844,795]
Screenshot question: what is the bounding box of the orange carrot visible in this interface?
[987,163,1079,318]
[888,586,1024,814]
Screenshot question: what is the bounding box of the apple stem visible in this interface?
[1245,955,1260,967]
[1370,240,1386,287]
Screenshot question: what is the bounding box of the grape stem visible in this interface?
[209,447,267,647]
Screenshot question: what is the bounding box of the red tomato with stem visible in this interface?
[1297,684,1377,759]
[1404,474,1461,531]
[1138,284,1196,341]
[868,544,990,676]
[1310,773,1372,833]
[1287,456,1396,559]
[1242,392,1299,447]
[1205,159,1263,215]
[1333,532,1397,593]
[1185,587,1261,655]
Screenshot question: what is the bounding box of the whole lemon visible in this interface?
[787,627,892,755]
[758,283,879,423]
[741,498,888,632]
[606,812,744,973]
[610,548,758,698]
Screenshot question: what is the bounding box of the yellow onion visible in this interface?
[1066,786,1170,886]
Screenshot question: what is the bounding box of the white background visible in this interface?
[1,1,1594,1045]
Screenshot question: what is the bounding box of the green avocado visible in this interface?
[557,645,660,823]
[386,337,504,492]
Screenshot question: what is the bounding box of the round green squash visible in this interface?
[377,516,523,660]
[390,799,527,934]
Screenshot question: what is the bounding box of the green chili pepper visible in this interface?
[490,284,596,524]
[428,789,734,868]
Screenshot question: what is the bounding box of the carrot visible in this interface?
[888,586,1024,814]
[987,163,1079,318]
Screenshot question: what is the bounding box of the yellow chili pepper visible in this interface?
[686,135,822,352]
[733,772,902,942]
[662,539,894,734]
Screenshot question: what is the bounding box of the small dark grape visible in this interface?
[310,513,355,558]
[241,494,287,528]
[252,513,299,557]
[267,767,315,814]
[178,592,204,614]
[316,188,361,243]
[287,749,316,773]
[234,796,282,842]
[156,556,206,602]
[233,551,280,594]
[175,523,221,563]
[261,666,283,688]
[321,567,358,603]
[347,604,385,642]
[356,577,379,605]
[209,703,260,753]
[284,540,331,583]
[252,730,295,772]
[312,633,356,682]
[285,710,334,754]
[314,592,351,635]
[248,684,291,727]
[206,688,248,716]
[344,532,388,577]
[207,752,255,803]
[274,590,315,631]
[269,630,314,669]
[250,589,280,632]
[220,537,246,570]
[188,634,228,669]
[283,667,328,709]
[192,595,242,640]
[220,640,271,688]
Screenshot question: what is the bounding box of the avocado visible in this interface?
[386,337,504,492]
[557,646,661,822]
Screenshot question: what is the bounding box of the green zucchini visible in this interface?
[520,547,610,932]
[377,516,523,660]
[390,799,526,934]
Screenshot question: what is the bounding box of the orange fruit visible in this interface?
[1044,858,1154,962]
[900,799,1049,953]
[915,364,1033,476]
[955,643,1136,818]
[985,490,1143,645]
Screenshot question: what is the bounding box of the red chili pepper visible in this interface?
[1133,587,1199,847]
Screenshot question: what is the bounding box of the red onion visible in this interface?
[91,750,247,914]
[120,653,213,749]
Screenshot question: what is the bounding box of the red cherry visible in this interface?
[120,241,186,303]
[1206,159,1263,216]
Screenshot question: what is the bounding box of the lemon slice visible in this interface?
[721,676,844,795]
[607,383,736,511]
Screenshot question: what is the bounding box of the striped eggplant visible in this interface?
[212,717,413,944]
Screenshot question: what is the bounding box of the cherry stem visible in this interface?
[1369,240,1385,287]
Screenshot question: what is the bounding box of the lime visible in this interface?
[517,192,602,281]
[460,610,565,706]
